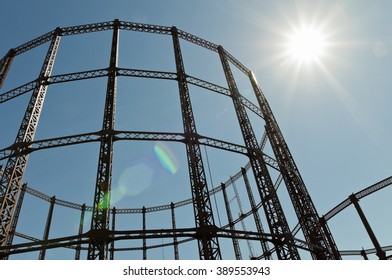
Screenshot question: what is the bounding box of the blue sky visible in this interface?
[1,0,392,260]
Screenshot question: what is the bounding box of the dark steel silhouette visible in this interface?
[0,20,389,260]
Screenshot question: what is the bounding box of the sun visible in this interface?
[286,26,326,64]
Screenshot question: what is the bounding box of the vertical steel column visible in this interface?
[88,19,119,260]
[360,248,369,260]
[218,46,299,260]
[170,202,179,260]
[241,168,271,259]
[231,177,255,258]
[249,72,340,260]
[319,216,341,260]
[6,183,27,246]
[349,194,387,260]
[75,204,86,260]
[110,207,116,260]
[2,183,27,259]
[171,26,221,260]
[221,183,242,260]
[0,49,15,89]
[39,196,55,260]
[0,30,61,248]
[142,207,147,260]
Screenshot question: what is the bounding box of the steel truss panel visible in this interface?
[13,31,56,56]
[177,29,219,52]
[323,175,392,222]
[60,21,114,36]
[119,21,172,34]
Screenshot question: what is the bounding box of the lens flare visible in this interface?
[154,143,179,174]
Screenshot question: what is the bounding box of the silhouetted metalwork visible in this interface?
[87,19,119,260]
[0,29,61,252]
[349,195,387,260]
[39,196,55,260]
[172,26,221,260]
[219,46,299,260]
[0,20,390,260]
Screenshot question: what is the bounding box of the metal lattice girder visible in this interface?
[1,70,264,120]
[13,31,56,56]
[355,176,392,199]
[248,72,341,260]
[172,26,221,260]
[119,21,172,34]
[1,225,324,259]
[0,80,40,104]
[218,45,300,260]
[186,76,263,118]
[340,245,392,256]
[60,20,114,36]
[323,176,392,221]
[177,29,219,52]
[118,68,177,80]
[0,131,282,180]
[87,20,119,260]
[186,76,229,95]
[0,31,61,248]
[222,48,250,75]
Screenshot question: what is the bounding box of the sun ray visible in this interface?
[315,61,383,150]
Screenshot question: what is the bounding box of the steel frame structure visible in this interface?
[0,19,386,260]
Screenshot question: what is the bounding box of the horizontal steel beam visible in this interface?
[0,69,262,120]
[1,227,275,257]
[13,31,56,56]
[323,176,392,221]
[60,20,114,36]
[0,80,38,104]
[119,21,172,34]
[177,29,218,52]
[339,245,392,256]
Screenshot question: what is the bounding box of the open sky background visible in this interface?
[1,0,391,260]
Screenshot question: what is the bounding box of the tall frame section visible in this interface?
[172,27,221,260]
[0,29,61,251]
[87,19,120,260]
